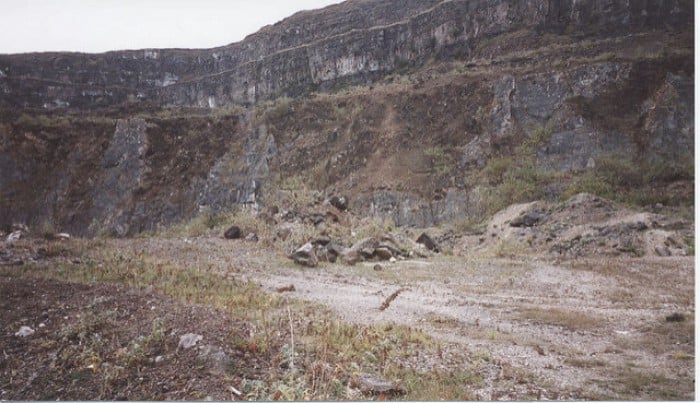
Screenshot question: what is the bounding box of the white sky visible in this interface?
[0,0,342,54]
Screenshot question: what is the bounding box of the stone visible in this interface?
[275,225,292,241]
[374,247,393,260]
[325,243,343,263]
[416,233,439,252]
[666,312,685,322]
[373,264,383,271]
[354,372,404,395]
[197,344,232,375]
[15,326,34,337]
[340,250,361,266]
[290,242,318,267]
[359,247,376,259]
[654,246,672,257]
[244,232,258,242]
[224,225,242,239]
[510,211,544,227]
[329,195,349,211]
[178,333,203,349]
[6,230,23,242]
[311,236,331,246]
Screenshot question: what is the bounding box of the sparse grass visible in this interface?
[596,367,689,400]
[564,356,608,368]
[517,306,602,330]
[2,241,481,400]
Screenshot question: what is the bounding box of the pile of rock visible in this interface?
[289,232,441,267]
[458,193,692,258]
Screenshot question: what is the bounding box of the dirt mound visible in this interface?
[0,276,273,401]
[458,193,692,258]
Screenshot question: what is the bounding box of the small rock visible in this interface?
[329,195,349,211]
[666,312,686,322]
[416,233,439,252]
[275,226,292,241]
[56,232,71,240]
[290,242,318,267]
[6,230,23,242]
[354,372,404,395]
[311,236,331,246]
[655,246,672,257]
[389,257,397,263]
[359,247,375,259]
[373,264,383,271]
[178,333,203,349]
[11,223,29,232]
[15,326,35,337]
[374,247,393,260]
[244,232,258,242]
[197,344,231,375]
[224,226,242,239]
[340,250,361,266]
[154,355,165,364]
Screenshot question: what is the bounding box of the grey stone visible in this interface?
[290,242,318,267]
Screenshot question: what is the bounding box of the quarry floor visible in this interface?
[1,236,695,400]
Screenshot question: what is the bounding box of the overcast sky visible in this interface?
[0,0,342,54]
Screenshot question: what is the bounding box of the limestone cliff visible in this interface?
[0,0,693,235]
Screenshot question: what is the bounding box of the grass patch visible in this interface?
[1,241,481,400]
[517,306,602,330]
[563,153,694,206]
[564,357,608,368]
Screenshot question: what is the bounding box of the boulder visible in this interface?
[224,225,242,239]
[290,242,318,267]
[416,233,439,252]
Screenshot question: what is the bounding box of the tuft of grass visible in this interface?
[518,306,602,330]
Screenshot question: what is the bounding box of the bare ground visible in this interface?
[0,234,694,400]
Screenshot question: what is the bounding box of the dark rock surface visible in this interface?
[0,0,692,236]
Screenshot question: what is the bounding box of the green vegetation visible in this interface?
[563,153,694,206]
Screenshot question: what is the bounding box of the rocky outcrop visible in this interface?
[0,0,691,110]
[0,0,693,236]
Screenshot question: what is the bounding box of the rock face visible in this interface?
[0,0,690,110]
[0,0,693,236]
